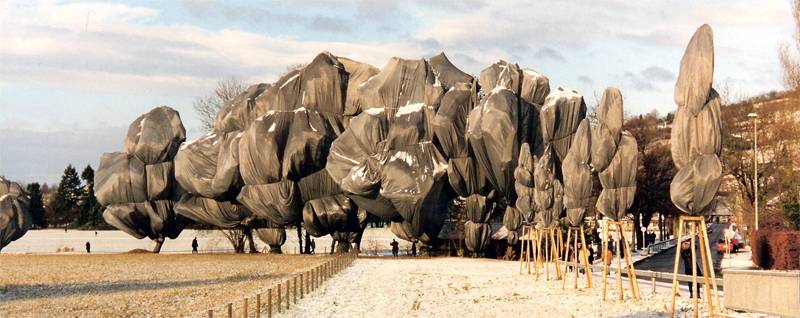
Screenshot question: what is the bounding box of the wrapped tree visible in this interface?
[95,106,189,252]
[0,178,31,252]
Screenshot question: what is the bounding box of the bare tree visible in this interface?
[779,0,800,92]
[194,77,247,132]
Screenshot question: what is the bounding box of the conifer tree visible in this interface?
[77,165,103,227]
[53,164,82,226]
[26,182,47,228]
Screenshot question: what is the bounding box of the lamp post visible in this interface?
[747,112,759,231]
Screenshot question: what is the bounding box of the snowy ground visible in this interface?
[1,227,412,255]
[273,257,720,318]
[719,246,756,271]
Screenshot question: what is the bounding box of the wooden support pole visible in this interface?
[615,228,623,300]
[562,228,572,289]
[670,217,685,318]
[691,222,699,318]
[286,280,290,310]
[700,218,721,315]
[300,273,305,298]
[268,289,273,318]
[277,284,282,314]
[519,225,526,274]
[697,223,716,317]
[601,221,609,301]
[579,226,592,288]
[294,276,298,304]
[620,222,641,300]
[208,309,213,318]
[573,229,579,289]
[227,303,232,318]
[243,298,248,318]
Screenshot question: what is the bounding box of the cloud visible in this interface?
[309,16,352,33]
[577,75,594,85]
[641,66,676,82]
[624,71,658,92]
[534,47,566,63]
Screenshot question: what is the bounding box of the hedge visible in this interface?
[750,228,800,270]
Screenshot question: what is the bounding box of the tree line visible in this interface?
[25,164,104,229]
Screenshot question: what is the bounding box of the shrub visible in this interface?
[750,228,800,270]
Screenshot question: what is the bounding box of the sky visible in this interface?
[0,0,795,184]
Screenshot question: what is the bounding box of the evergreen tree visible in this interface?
[53,164,82,226]
[26,182,48,228]
[77,165,103,227]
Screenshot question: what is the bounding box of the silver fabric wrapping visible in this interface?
[670,24,723,215]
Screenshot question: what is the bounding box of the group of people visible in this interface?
[389,239,417,257]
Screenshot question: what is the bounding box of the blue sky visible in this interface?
[0,0,795,184]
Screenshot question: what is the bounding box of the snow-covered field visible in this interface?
[2,227,412,255]
[275,257,713,318]
[0,253,329,317]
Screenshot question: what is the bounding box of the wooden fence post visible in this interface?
[227,303,232,318]
[243,298,248,318]
[294,276,298,304]
[256,293,261,318]
[268,289,273,318]
[277,284,282,314]
[286,280,290,310]
[208,309,213,318]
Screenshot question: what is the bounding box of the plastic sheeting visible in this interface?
[174,131,242,199]
[467,89,521,200]
[595,133,638,220]
[532,146,564,227]
[0,178,31,251]
[96,106,188,245]
[562,120,593,227]
[464,221,492,252]
[103,200,186,240]
[254,227,286,253]
[514,143,536,222]
[175,194,252,228]
[125,106,186,165]
[670,25,723,215]
[540,88,587,163]
[327,56,454,243]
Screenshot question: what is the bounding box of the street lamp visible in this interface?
[747,112,759,231]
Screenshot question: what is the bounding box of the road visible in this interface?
[635,223,728,275]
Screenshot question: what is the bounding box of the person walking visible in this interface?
[85,241,91,254]
[310,239,316,255]
[680,239,703,298]
[191,237,199,254]
[390,239,399,257]
[411,242,417,257]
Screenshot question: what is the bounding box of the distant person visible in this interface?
[191,237,199,254]
[587,245,595,264]
[310,239,316,255]
[680,240,703,298]
[411,242,417,257]
[390,239,399,257]
[64,228,68,233]
[94,231,98,237]
[85,241,91,254]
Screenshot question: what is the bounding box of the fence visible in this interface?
[204,252,357,318]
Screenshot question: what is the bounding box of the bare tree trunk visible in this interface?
[304,232,312,254]
[296,221,303,254]
[335,241,351,253]
[244,227,258,253]
[330,240,336,254]
[633,211,641,250]
[153,238,164,253]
